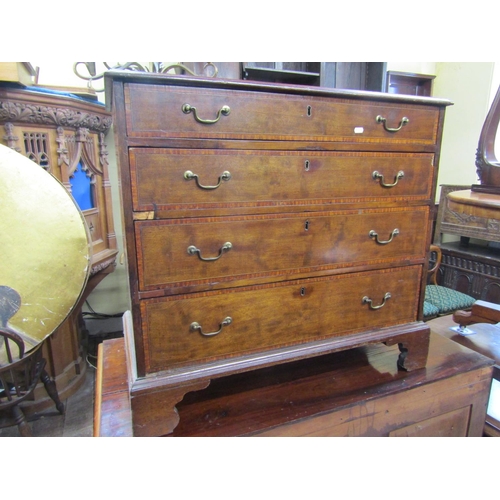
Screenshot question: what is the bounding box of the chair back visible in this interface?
[0,328,45,411]
[428,244,442,285]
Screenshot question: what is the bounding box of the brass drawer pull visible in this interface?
[184,170,231,190]
[372,170,404,187]
[369,228,399,245]
[190,316,233,337]
[362,292,391,310]
[187,242,232,261]
[182,103,231,124]
[376,115,409,132]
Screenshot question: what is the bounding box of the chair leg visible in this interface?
[12,405,32,437]
[40,369,65,415]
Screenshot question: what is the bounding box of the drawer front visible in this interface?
[136,207,429,291]
[129,149,435,215]
[141,266,422,373]
[125,83,440,144]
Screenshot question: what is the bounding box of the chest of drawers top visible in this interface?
[106,71,451,151]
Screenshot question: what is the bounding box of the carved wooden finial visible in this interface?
[472,85,500,193]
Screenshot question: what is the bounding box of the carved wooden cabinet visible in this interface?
[434,184,500,303]
[0,85,118,409]
[105,71,451,436]
[431,85,500,305]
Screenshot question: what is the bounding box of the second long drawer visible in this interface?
[130,149,435,217]
[135,206,429,291]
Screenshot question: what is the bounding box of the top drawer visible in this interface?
[124,83,440,146]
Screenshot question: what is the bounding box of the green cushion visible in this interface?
[423,300,440,318]
[425,285,475,314]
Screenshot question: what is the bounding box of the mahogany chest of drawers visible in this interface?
[105,71,452,436]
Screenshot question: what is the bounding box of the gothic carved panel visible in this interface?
[23,131,50,170]
[0,86,117,273]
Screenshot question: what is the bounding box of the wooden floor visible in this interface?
[0,364,96,437]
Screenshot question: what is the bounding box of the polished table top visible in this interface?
[448,189,500,220]
[427,314,500,364]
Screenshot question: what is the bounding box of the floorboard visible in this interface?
[0,366,95,437]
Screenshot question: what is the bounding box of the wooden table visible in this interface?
[427,314,500,436]
[95,328,493,437]
[427,314,500,364]
[0,85,118,415]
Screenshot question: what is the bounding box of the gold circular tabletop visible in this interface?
[0,144,91,355]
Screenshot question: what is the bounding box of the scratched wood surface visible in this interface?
[95,331,493,437]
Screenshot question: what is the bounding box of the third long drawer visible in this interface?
[135,206,429,292]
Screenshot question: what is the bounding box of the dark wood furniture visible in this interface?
[451,301,500,437]
[179,62,387,91]
[242,62,386,91]
[437,241,500,303]
[433,184,500,303]
[473,84,500,193]
[94,329,493,437]
[431,85,500,303]
[94,337,133,437]
[105,70,451,436]
[386,71,435,97]
[0,85,118,412]
[454,298,500,326]
[427,311,500,436]
[0,328,64,436]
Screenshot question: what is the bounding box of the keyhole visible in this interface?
[307,105,312,117]
[305,220,310,231]
[300,287,306,296]
[305,160,310,171]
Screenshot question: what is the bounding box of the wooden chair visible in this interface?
[0,327,64,436]
[448,301,500,435]
[423,245,476,320]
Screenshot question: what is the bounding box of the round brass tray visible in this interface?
[0,144,91,358]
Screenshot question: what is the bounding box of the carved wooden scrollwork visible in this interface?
[0,100,112,134]
[473,84,500,192]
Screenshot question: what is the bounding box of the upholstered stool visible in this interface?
[424,244,476,318]
[425,285,476,315]
[423,300,440,320]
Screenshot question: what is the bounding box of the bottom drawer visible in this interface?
[141,266,422,373]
